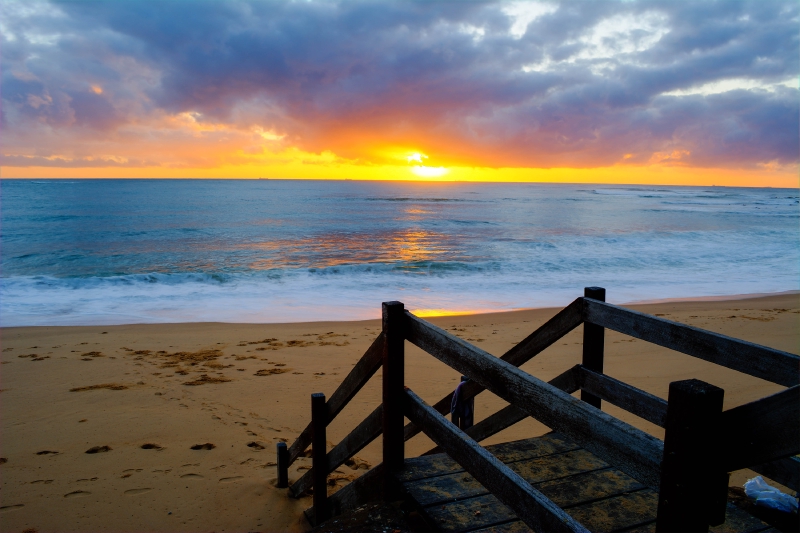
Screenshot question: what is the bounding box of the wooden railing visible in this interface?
[281,288,800,532]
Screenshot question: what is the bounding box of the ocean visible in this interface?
[1,179,797,326]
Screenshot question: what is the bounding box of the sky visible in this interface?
[1,0,798,186]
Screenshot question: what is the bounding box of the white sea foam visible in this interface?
[1,180,797,326]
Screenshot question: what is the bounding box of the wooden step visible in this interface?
[395,433,772,533]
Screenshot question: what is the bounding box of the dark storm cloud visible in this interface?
[2,0,797,168]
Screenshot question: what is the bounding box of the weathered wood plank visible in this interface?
[536,468,646,509]
[304,463,386,526]
[656,380,726,532]
[311,392,329,523]
[276,442,289,488]
[426,489,657,533]
[721,385,800,471]
[583,299,800,387]
[398,433,579,483]
[582,287,606,409]
[575,366,668,428]
[422,493,518,532]
[707,505,773,533]
[290,404,383,497]
[567,490,659,533]
[404,449,608,507]
[750,455,800,492]
[517,504,773,533]
[471,521,533,533]
[406,312,664,489]
[424,367,580,455]
[383,302,405,483]
[404,388,590,533]
[403,298,585,442]
[287,333,383,464]
[592,508,773,533]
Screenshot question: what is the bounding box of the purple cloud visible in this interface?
[2,0,797,168]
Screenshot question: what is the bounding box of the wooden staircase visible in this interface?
[280,288,799,532]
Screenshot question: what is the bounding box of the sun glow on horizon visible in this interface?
[411,165,450,178]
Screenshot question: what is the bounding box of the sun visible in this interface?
[411,165,450,178]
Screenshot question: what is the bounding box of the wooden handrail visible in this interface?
[575,366,668,428]
[288,291,799,528]
[423,365,581,455]
[404,388,590,533]
[583,298,799,387]
[290,404,383,497]
[402,298,585,442]
[286,333,384,465]
[405,311,664,489]
[721,385,800,471]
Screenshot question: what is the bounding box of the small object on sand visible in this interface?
[85,446,111,454]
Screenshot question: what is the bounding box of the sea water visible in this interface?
[1,179,797,326]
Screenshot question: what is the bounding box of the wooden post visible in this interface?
[656,379,725,533]
[311,392,329,523]
[452,376,474,430]
[581,286,605,409]
[276,442,289,488]
[382,301,405,497]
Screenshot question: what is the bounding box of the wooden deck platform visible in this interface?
[394,433,775,533]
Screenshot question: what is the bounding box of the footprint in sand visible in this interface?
[190,443,215,450]
[85,446,112,454]
[124,488,153,495]
[247,441,266,450]
[180,473,204,480]
[30,480,54,484]
[140,443,164,450]
[36,450,59,455]
[64,491,91,498]
[0,504,24,513]
[219,476,244,483]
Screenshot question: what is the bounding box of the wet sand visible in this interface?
[0,293,797,532]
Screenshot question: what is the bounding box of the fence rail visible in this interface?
[281,288,800,532]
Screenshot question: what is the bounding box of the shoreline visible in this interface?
[1,292,797,532]
[3,289,798,330]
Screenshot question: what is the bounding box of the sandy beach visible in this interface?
[0,292,797,532]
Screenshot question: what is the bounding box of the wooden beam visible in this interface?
[575,366,668,428]
[750,456,800,493]
[287,333,384,464]
[290,404,383,498]
[720,385,800,471]
[304,463,386,526]
[405,312,664,489]
[311,392,329,524]
[383,301,405,497]
[581,287,606,409]
[656,380,726,532]
[424,366,580,455]
[403,388,590,533]
[276,442,289,488]
[583,299,800,387]
[403,298,585,442]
